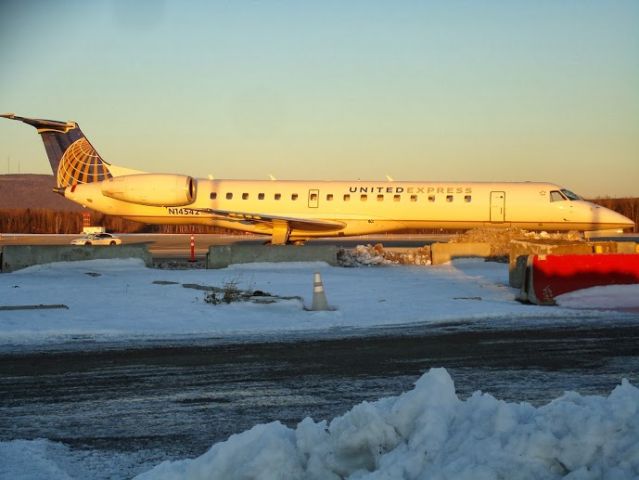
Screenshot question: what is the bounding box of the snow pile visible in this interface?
[135,368,639,480]
[338,244,393,266]
[339,244,431,266]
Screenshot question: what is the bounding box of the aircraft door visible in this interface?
[308,189,319,208]
[490,191,505,222]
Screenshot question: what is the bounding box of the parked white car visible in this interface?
[70,233,122,246]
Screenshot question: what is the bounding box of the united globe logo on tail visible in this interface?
[57,137,112,187]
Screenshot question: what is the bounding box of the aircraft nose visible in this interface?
[605,208,635,229]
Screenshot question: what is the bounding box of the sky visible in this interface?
[0,0,638,197]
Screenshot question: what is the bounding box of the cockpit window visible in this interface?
[550,190,565,202]
[560,189,581,201]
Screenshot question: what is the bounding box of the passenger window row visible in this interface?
[210,192,473,203]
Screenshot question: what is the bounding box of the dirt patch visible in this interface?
[449,228,583,256]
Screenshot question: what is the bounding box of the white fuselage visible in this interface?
[2,114,633,242]
[65,178,634,241]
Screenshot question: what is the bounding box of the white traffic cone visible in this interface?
[311,272,330,311]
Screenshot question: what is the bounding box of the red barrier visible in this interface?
[526,254,639,305]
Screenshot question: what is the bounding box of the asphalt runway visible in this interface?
[2,233,636,259]
[0,233,450,260]
[1,321,639,479]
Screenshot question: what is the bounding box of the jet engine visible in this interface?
[100,174,196,206]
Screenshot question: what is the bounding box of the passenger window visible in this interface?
[410,195,417,202]
[242,193,249,200]
[344,194,350,202]
[291,193,298,201]
[326,194,333,201]
[446,195,453,203]
[377,194,384,202]
[428,195,435,202]
[360,194,368,202]
[226,192,233,200]
[258,193,265,200]
[210,192,217,200]
[310,193,318,201]
[464,195,471,203]
[274,193,281,200]
[393,195,401,202]
[550,191,565,202]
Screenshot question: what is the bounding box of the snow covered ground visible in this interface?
[555,284,639,311]
[1,257,638,350]
[1,257,638,479]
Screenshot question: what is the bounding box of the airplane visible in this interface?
[1,113,634,244]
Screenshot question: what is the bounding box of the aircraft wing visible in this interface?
[194,208,346,232]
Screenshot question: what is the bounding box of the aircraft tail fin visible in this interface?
[1,113,112,188]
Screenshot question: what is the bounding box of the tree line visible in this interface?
[0,209,236,234]
[1,198,637,234]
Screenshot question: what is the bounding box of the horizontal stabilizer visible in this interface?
[1,113,75,131]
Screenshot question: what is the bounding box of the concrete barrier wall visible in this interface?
[207,244,339,269]
[1,244,152,273]
[617,242,639,254]
[430,242,491,265]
